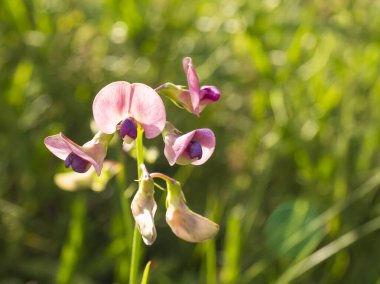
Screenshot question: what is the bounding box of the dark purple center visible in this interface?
[120,118,137,140]
[186,140,203,160]
[64,153,91,173]
[200,85,221,102]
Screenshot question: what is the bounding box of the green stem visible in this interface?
[150,172,176,183]
[129,125,144,284]
[116,150,133,283]
[56,193,86,284]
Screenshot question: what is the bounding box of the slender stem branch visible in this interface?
[150,172,177,183]
[129,125,144,284]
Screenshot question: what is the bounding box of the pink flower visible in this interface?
[156,57,220,116]
[44,132,112,176]
[183,57,221,116]
[92,81,166,142]
[163,123,216,166]
[165,179,219,243]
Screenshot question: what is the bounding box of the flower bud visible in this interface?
[131,164,157,245]
[165,180,219,243]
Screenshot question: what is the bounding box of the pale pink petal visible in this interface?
[171,131,196,165]
[164,134,181,166]
[183,57,200,116]
[166,202,219,243]
[44,133,103,175]
[93,81,133,134]
[129,83,166,139]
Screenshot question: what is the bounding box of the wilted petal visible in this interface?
[166,202,219,243]
[131,164,157,245]
[183,57,200,116]
[93,81,133,134]
[165,179,219,243]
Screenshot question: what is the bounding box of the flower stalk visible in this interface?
[129,125,144,284]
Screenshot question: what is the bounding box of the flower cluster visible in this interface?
[44,57,220,244]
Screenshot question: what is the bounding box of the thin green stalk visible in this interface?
[275,215,380,284]
[129,125,144,284]
[116,149,133,283]
[56,193,86,284]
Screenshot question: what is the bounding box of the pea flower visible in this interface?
[44,131,113,176]
[92,81,166,143]
[131,164,157,245]
[156,57,221,116]
[54,160,121,192]
[163,122,216,166]
[165,179,219,243]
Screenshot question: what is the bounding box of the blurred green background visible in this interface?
[1,0,380,283]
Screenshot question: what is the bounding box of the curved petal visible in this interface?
[164,134,180,166]
[164,129,216,166]
[129,83,166,139]
[93,81,133,134]
[166,203,219,243]
[191,129,216,165]
[183,57,200,116]
[131,190,157,245]
[171,131,196,164]
[44,133,104,175]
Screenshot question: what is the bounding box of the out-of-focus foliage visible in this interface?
[1,0,380,283]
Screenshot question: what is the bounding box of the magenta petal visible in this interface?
[183,57,200,116]
[129,83,166,139]
[93,81,133,134]
[44,133,104,175]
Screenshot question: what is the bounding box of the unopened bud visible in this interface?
[131,164,157,245]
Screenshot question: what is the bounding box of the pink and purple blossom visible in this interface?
[92,81,166,141]
[163,123,216,166]
[44,132,112,176]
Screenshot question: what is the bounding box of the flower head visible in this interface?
[131,164,157,245]
[156,57,220,116]
[44,132,112,176]
[93,81,166,142]
[165,179,219,243]
[163,122,216,166]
